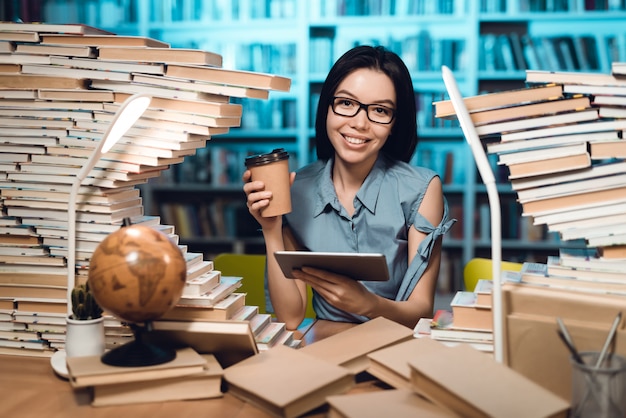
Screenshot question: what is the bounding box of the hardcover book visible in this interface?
[299,316,414,374]
[66,347,208,388]
[408,338,569,418]
[449,291,493,331]
[147,318,258,368]
[91,353,223,407]
[223,344,354,418]
[327,388,451,418]
[366,338,425,390]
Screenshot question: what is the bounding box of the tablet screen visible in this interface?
[274,251,389,282]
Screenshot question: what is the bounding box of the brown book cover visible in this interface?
[160,292,246,321]
[449,291,493,331]
[408,338,569,418]
[526,69,626,86]
[66,347,208,388]
[41,34,169,48]
[91,353,223,406]
[165,64,291,92]
[498,142,588,166]
[0,21,113,35]
[507,152,591,180]
[0,187,139,204]
[129,95,241,117]
[147,317,258,368]
[599,245,626,259]
[501,119,626,143]
[130,73,270,100]
[0,30,40,42]
[589,139,626,160]
[15,43,96,58]
[21,63,131,82]
[327,388,451,418]
[223,344,354,418]
[434,84,564,118]
[470,96,591,126]
[97,46,222,67]
[15,298,66,314]
[487,130,619,155]
[90,79,226,102]
[475,108,599,137]
[0,283,66,299]
[366,338,424,390]
[299,316,414,374]
[38,88,115,102]
[0,270,67,287]
[177,276,243,307]
[521,183,626,216]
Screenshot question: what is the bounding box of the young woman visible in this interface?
[243,45,455,330]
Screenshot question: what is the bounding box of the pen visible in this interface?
[595,311,622,369]
[557,328,584,365]
[556,317,584,364]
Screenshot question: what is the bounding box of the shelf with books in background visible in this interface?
[30,0,626,291]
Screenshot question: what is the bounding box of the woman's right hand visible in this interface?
[242,169,293,233]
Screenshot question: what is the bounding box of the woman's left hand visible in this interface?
[290,266,377,317]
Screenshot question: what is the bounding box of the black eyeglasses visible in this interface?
[331,96,396,125]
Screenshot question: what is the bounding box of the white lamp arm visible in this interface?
[66,94,152,316]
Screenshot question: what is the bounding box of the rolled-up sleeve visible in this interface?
[395,201,456,301]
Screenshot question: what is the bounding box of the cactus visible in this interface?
[71,281,103,320]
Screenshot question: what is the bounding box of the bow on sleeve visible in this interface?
[395,205,457,301]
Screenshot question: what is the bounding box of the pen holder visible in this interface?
[570,352,626,418]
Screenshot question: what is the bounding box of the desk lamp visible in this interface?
[441,66,504,363]
[66,93,152,316]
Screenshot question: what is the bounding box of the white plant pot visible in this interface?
[65,316,105,358]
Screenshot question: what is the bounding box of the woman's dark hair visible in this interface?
[314,45,418,163]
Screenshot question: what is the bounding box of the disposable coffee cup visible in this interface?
[245,148,291,217]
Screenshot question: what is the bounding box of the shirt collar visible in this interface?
[312,155,387,216]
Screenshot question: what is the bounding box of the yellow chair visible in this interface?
[463,257,523,292]
[213,253,315,319]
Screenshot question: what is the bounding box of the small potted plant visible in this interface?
[70,281,104,321]
[65,281,105,358]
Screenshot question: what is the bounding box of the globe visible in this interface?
[88,224,187,324]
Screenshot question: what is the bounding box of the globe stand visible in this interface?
[101,321,176,367]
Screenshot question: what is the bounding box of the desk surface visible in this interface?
[1,319,368,418]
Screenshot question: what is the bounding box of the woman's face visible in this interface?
[326,68,396,167]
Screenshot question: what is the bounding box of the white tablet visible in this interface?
[274,251,389,282]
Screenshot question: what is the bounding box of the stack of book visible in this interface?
[65,346,223,406]
[413,280,495,353]
[0,21,291,356]
[158,266,300,354]
[342,333,567,417]
[502,254,626,297]
[435,62,626,282]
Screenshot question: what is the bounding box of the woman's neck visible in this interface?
[331,154,377,215]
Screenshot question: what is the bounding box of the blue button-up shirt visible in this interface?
[282,154,455,323]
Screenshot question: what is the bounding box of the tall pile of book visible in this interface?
[0,21,291,357]
[436,63,626,400]
[435,62,626,285]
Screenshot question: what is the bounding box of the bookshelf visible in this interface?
[29,0,626,290]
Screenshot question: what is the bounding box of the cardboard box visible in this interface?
[502,283,626,401]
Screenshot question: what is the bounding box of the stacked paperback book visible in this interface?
[0,21,291,357]
[414,279,495,353]
[66,346,224,407]
[359,333,567,417]
[435,62,626,289]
